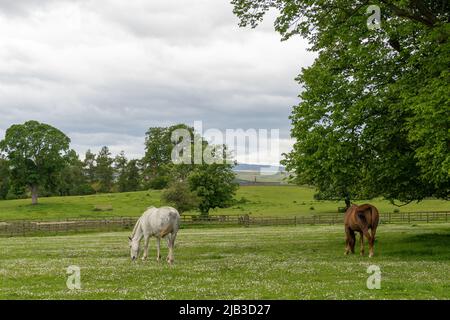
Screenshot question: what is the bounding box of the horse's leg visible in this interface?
[362,227,373,258]
[345,227,351,255]
[359,232,365,256]
[369,227,377,258]
[350,230,356,254]
[344,233,350,255]
[156,237,161,262]
[142,236,149,261]
[166,234,174,265]
[345,227,355,255]
[168,232,177,265]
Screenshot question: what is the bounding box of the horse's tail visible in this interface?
[357,209,368,223]
[357,204,379,228]
[356,204,372,224]
[371,205,380,229]
[367,205,373,226]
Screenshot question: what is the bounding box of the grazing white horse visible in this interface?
[129,206,180,264]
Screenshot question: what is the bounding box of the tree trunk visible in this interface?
[345,195,351,210]
[31,185,39,205]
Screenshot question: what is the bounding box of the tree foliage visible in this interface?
[143,124,238,215]
[0,156,10,200]
[232,0,450,204]
[188,162,238,216]
[57,150,94,196]
[115,152,142,192]
[95,146,115,193]
[142,124,193,189]
[0,121,71,204]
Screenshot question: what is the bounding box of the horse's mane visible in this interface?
[130,217,142,240]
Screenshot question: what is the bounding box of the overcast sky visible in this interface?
[0,0,315,164]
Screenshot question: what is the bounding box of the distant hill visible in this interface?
[233,163,286,173]
[233,164,290,185]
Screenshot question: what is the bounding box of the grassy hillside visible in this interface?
[0,191,163,221]
[1,223,449,299]
[221,186,449,216]
[0,186,448,221]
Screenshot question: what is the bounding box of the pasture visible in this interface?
[0,186,448,221]
[1,223,449,299]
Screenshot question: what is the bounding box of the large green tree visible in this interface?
[232,0,449,205]
[144,124,237,215]
[142,124,198,189]
[0,121,71,205]
[188,162,238,216]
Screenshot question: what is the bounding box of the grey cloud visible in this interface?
[0,0,314,163]
[92,0,236,44]
[0,0,76,17]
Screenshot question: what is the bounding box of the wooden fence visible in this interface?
[0,211,449,237]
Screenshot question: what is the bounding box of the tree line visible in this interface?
[0,121,237,216]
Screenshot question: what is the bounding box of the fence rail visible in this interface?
[0,211,449,237]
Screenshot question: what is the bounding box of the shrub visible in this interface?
[162,181,200,214]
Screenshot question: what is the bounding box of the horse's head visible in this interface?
[128,236,139,261]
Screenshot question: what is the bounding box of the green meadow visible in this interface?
[1,223,449,299]
[0,186,448,221]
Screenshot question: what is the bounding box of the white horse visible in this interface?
[128,206,180,264]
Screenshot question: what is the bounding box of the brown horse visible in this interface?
[344,204,379,257]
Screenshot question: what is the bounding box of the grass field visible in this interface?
[1,223,449,299]
[0,186,448,221]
